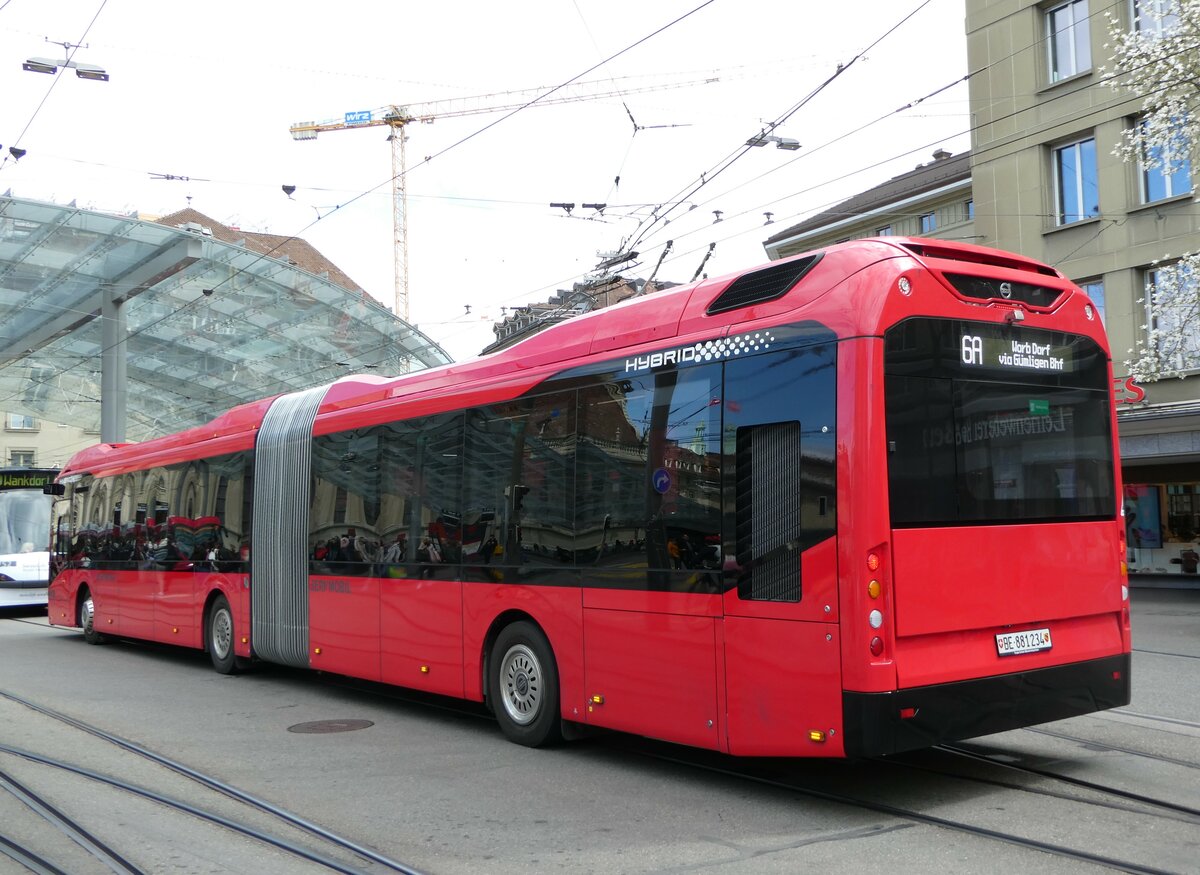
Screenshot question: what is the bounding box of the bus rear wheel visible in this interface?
[488,621,562,747]
[79,590,104,645]
[207,595,243,675]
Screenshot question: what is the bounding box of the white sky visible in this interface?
[0,0,971,362]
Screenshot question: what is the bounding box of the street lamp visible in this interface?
[746,133,801,151]
[22,56,110,80]
[22,40,109,81]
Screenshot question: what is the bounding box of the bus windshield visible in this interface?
[884,318,1115,527]
[0,489,51,556]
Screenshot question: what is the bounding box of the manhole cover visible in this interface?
[287,719,375,734]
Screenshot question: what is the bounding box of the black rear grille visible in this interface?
[706,253,822,316]
[943,273,1065,309]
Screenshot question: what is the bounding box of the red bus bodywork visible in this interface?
[48,238,1131,757]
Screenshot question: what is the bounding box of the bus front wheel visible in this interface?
[488,621,562,747]
[79,590,105,645]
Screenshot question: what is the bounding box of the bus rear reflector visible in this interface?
[899,707,917,719]
[869,636,884,656]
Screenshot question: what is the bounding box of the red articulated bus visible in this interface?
[47,237,1131,757]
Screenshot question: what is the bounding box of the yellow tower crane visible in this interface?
[289,75,718,322]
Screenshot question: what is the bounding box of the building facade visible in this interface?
[763,149,976,257]
[762,0,1200,575]
[968,0,1200,575]
[485,277,677,354]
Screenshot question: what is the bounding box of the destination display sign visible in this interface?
[959,332,1075,373]
[0,472,55,489]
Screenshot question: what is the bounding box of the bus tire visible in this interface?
[79,589,105,645]
[207,594,241,675]
[488,621,562,747]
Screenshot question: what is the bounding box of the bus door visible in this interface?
[374,412,465,697]
[719,341,844,756]
[306,427,384,683]
[578,365,724,751]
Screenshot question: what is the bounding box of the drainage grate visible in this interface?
[287,719,375,734]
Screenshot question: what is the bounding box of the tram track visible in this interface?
[0,745,379,874]
[0,690,425,875]
[5,626,1193,872]
[1111,709,1200,732]
[616,741,1181,875]
[0,830,70,875]
[1131,647,1200,660]
[1023,725,1200,770]
[319,671,1196,871]
[0,615,50,628]
[916,744,1200,821]
[0,765,145,874]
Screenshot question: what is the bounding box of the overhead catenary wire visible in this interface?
[620,0,937,257]
[0,1,721,416]
[2,0,1180,415]
[624,0,1194,282]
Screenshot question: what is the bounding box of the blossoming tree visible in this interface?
[1105,0,1200,380]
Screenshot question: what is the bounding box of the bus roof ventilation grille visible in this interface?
[943,273,1065,309]
[705,253,823,316]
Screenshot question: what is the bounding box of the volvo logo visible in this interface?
[1000,281,1013,299]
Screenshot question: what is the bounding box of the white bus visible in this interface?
[0,468,56,608]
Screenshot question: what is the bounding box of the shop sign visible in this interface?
[1112,376,1146,405]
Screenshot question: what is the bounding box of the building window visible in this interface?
[5,413,37,431]
[1079,279,1106,325]
[1145,263,1200,372]
[1047,0,1092,82]
[919,212,937,234]
[1053,137,1100,224]
[1134,0,1179,34]
[964,199,974,221]
[876,225,893,236]
[1139,119,1191,202]
[8,450,36,467]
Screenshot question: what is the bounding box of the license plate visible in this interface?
[995,627,1052,656]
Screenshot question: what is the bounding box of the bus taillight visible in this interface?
[866,548,888,658]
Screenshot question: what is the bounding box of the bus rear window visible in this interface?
[884,318,1115,527]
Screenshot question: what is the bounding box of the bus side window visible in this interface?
[723,343,837,603]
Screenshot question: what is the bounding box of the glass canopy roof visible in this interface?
[0,195,452,442]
